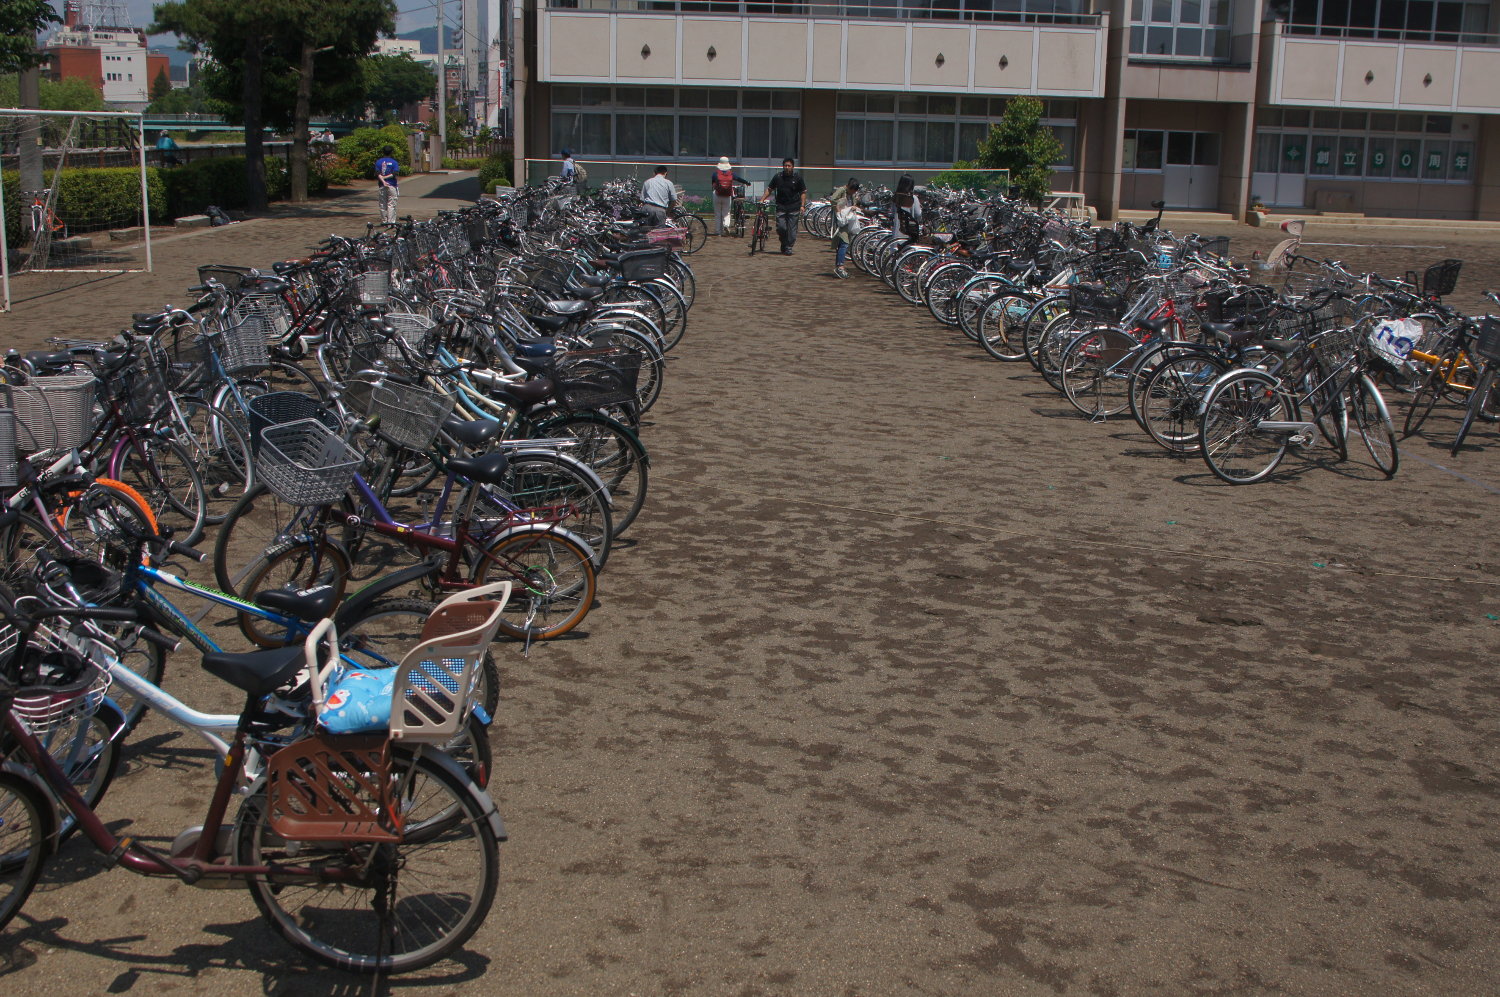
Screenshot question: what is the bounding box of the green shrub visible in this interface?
[478,152,511,191]
[927,169,1009,194]
[161,157,250,216]
[54,167,168,228]
[317,152,361,186]
[336,124,411,178]
[441,156,487,170]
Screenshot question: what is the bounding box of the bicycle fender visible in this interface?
[333,562,440,628]
[534,412,648,465]
[503,449,615,508]
[393,745,507,843]
[483,522,596,566]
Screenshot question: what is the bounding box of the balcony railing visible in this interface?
[546,0,1102,25]
[1278,22,1499,47]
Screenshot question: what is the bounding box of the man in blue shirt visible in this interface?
[375,145,400,224]
[560,148,575,188]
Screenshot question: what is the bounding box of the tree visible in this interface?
[0,0,58,73]
[0,73,107,110]
[363,53,433,119]
[958,96,1063,204]
[151,65,171,101]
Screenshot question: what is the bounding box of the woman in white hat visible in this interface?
[710,155,748,236]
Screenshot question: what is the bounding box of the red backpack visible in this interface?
[712,169,734,195]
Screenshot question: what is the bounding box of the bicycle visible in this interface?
[0,578,508,972]
[747,201,772,256]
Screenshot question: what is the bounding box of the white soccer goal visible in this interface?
[0,107,154,311]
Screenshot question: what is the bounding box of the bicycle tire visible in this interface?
[1352,374,1399,477]
[0,772,50,932]
[464,452,613,571]
[235,747,500,974]
[1138,351,1227,453]
[678,214,708,255]
[1451,365,1496,455]
[213,484,350,598]
[647,278,689,352]
[114,435,209,546]
[664,257,696,308]
[1060,328,1138,419]
[28,703,123,845]
[1402,359,1448,438]
[532,412,649,536]
[1022,294,1070,369]
[234,537,352,646]
[174,397,255,525]
[955,278,1011,341]
[1198,370,1295,484]
[468,526,597,641]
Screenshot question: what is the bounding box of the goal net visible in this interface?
[0,108,153,310]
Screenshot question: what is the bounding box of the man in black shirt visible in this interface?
[760,157,807,255]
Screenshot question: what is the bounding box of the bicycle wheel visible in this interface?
[97,621,166,732]
[57,481,159,575]
[956,279,1010,342]
[1198,371,1295,485]
[27,704,123,844]
[235,537,352,646]
[114,435,208,546]
[465,452,613,571]
[1352,375,1399,477]
[1138,351,1226,453]
[173,398,254,525]
[1022,295,1069,369]
[975,293,1032,361]
[340,597,500,720]
[678,214,708,255]
[665,257,696,309]
[589,328,665,413]
[0,773,49,932]
[214,484,353,597]
[532,413,649,536]
[235,748,500,974]
[1451,365,1496,456]
[646,278,689,352]
[1402,360,1449,438]
[469,526,597,641]
[1036,313,1092,392]
[1060,328,1138,419]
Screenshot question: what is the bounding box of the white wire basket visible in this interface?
[8,374,97,456]
[370,381,454,451]
[232,292,294,340]
[0,409,16,487]
[378,312,436,363]
[256,419,363,507]
[356,269,391,306]
[207,314,271,375]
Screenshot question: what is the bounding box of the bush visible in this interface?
[161,157,251,216]
[478,152,511,191]
[317,152,362,186]
[927,169,1009,194]
[441,156,487,170]
[54,166,168,228]
[336,124,411,178]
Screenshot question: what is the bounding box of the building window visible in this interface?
[1272,0,1489,43]
[550,86,799,163]
[1254,110,1475,182]
[835,93,1075,169]
[1130,0,1232,61]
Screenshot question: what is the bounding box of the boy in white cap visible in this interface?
[710,156,748,236]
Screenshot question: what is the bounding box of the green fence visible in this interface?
[523,159,1009,204]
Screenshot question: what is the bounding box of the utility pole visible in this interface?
[435,0,447,167]
[18,66,43,203]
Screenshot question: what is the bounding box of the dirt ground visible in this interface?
[2,182,1498,996]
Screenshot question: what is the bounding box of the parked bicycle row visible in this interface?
[0,191,697,971]
[821,190,1500,483]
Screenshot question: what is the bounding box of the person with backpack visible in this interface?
[375,145,401,225]
[710,156,748,236]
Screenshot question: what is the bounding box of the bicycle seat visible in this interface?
[1136,317,1172,337]
[201,644,306,697]
[493,378,554,408]
[26,350,75,369]
[1261,339,1300,355]
[544,299,591,315]
[516,340,558,359]
[443,414,502,448]
[1202,321,1253,347]
[574,273,610,288]
[529,313,571,332]
[254,583,339,623]
[447,450,511,487]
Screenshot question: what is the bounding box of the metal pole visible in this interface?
[0,164,11,312]
[437,0,448,151]
[138,113,152,272]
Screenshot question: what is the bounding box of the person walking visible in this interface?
[760,157,806,255]
[710,156,748,236]
[156,130,180,167]
[640,164,674,226]
[560,148,576,190]
[375,145,401,225]
[828,177,863,278]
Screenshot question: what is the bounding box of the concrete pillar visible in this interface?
[527,80,551,185]
[1474,116,1500,221]
[801,89,836,169]
[1218,101,1254,218]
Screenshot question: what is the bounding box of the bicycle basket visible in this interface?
[1422,258,1462,298]
[616,248,667,282]
[370,381,454,451]
[246,391,341,460]
[557,349,642,411]
[197,264,254,292]
[0,637,110,737]
[232,292,293,340]
[356,269,391,306]
[264,733,401,843]
[1475,317,1500,363]
[0,409,15,487]
[646,225,687,248]
[255,418,362,506]
[207,314,271,375]
[381,312,436,362]
[8,374,97,455]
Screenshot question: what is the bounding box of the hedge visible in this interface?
[441,156,487,170]
[478,152,511,191]
[336,124,411,178]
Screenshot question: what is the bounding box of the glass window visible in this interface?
[1397,113,1424,132]
[709,116,738,159]
[959,121,989,160]
[646,89,674,108]
[554,86,582,105]
[866,119,893,161]
[772,117,800,160]
[771,91,801,111]
[1393,136,1422,178]
[1422,139,1448,176]
[678,116,707,158]
[1313,110,1340,129]
[838,93,865,113]
[898,120,925,162]
[867,95,895,113]
[1283,109,1310,128]
[1426,115,1452,134]
[1131,0,1233,59]
[1052,125,1076,168]
[1370,113,1397,132]
[616,88,645,108]
[1135,130,1164,170]
[1341,111,1367,129]
[1194,132,1220,166]
[1254,131,1280,173]
[898,94,926,115]
[741,117,771,159]
[929,95,956,116]
[579,86,612,106]
[1166,131,1195,165]
[1366,136,1393,177]
[961,97,988,116]
[1309,134,1336,175]
[709,90,737,109]
[742,91,772,110]
[926,120,955,163]
[679,89,708,109]
[1337,135,1364,175]
[1450,141,1474,179]
[615,114,645,156]
[837,118,862,161]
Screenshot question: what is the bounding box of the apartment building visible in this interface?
[44,1,169,108]
[510,0,1500,219]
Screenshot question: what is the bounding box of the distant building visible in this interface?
[43,0,167,108]
[376,38,423,57]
